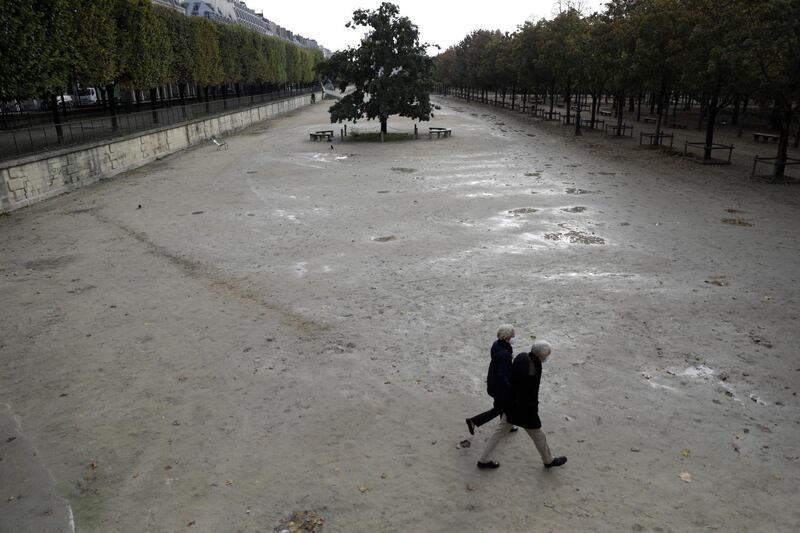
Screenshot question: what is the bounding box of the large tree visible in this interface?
[320,2,433,134]
[744,0,800,180]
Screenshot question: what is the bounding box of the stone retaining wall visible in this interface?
[0,93,315,213]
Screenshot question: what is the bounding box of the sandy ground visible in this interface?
[1,96,799,533]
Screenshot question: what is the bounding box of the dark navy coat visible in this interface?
[486,339,513,413]
[506,352,543,429]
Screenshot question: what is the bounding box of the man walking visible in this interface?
[476,340,567,469]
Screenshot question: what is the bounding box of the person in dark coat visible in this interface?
[466,326,520,436]
[477,340,567,469]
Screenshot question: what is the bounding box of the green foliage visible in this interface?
[0,0,322,101]
[319,2,434,132]
[0,0,71,99]
[67,0,118,87]
[189,17,224,87]
[113,0,172,89]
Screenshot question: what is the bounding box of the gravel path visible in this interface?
[1,96,799,532]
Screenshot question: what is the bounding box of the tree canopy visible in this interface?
[434,0,800,179]
[0,0,322,102]
[319,2,434,133]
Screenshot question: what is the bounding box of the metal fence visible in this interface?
[0,87,313,162]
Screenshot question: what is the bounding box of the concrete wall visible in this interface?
[0,93,315,213]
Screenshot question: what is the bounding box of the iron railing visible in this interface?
[1,87,313,162]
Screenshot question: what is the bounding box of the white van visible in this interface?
[77,87,98,105]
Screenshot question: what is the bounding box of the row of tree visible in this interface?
[1,0,322,122]
[434,0,800,179]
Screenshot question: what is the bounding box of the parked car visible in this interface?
[77,87,98,105]
[40,94,73,110]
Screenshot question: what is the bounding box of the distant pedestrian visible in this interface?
[476,340,567,469]
[311,92,317,104]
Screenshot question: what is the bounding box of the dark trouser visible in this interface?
[470,406,502,427]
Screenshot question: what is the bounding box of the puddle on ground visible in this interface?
[391,167,416,173]
[544,231,605,245]
[373,235,396,242]
[705,275,728,286]
[508,207,538,216]
[377,190,390,194]
[597,172,616,176]
[274,209,298,222]
[565,188,596,195]
[562,206,587,213]
[525,172,542,177]
[721,218,753,227]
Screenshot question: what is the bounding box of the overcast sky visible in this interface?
[248,1,607,54]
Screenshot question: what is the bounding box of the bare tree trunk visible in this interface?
[49,93,64,142]
[637,92,643,121]
[149,88,159,124]
[773,104,794,180]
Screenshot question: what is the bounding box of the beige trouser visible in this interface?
[478,414,553,465]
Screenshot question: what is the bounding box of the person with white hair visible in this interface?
[476,340,567,469]
[465,324,523,469]
[465,325,519,438]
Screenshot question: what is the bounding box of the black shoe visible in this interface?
[545,456,567,468]
[510,426,519,433]
[466,418,475,435]
[477,460,500,469]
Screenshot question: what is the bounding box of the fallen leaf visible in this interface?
[681,448,691,457]
[679,472,692,482]
[466,483,475,492]
[90,459,97,470]
[380,473,388,479]
[224,480,233,487]
[358,485,368,493]
[630,447,640,452]
[186,520,195,527]
[459,439,471,449]
[164,465,172,471]
[132,472,140,479]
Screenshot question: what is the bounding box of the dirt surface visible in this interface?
[1,96,799,532]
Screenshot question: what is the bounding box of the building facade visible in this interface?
[152,0,185,12]
[181,0,331,57]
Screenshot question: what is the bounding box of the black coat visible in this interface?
[506,352,543,429]
[486,339,513,412]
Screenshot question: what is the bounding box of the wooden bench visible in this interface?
[642,116,657,124]
[668,121,688,129]
[429,127,452,139]
[581,118,604,130]
[640,131,674,148]
[598,109,613,117]
[752,132,779,143]
[606,123,634,137]
[310,130,334,141]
